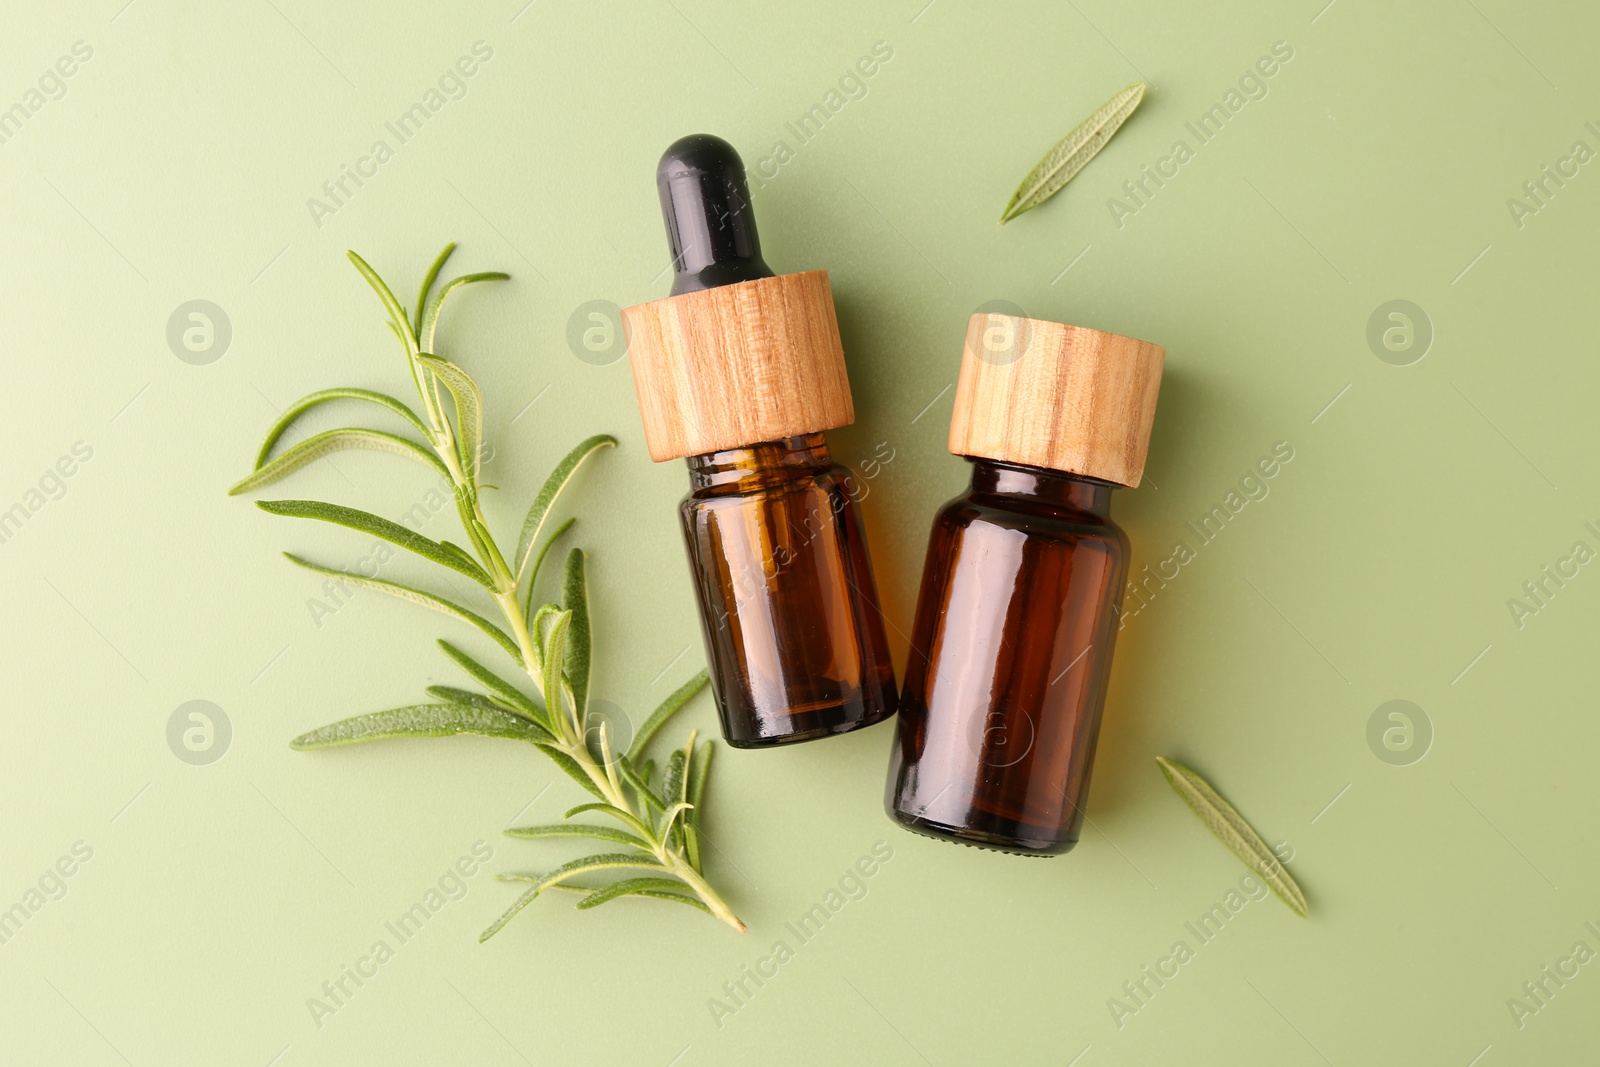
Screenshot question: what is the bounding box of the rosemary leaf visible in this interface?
[346,250,414,339]
[437,540,487,575]
[539,609,575,734]
[575,878,710,912]
[562,802,656,841]
[424,685,529,718]
[684,740,715,872]
[255,498,495,588]
[281,553,520,659]
[228,428,448,495]
[253,388,432,468]
[420,271,509,353]
[1156,756,1309,917]
[436,639,544,722]
[524,517,576,612]
[626,670,710,763]
[417,354,484,480]
[1000,81,1147,224]
[534,743,608,801]
[290,703,546,749]
[504,823,651,850]
[513,434,617,582]
[413,242,457,336]
[561,549,592,721]
[480,853,667,941]
[662,749,687,810]
[686,741,714,818]
[619,758,667,813]
[660,801,693,836]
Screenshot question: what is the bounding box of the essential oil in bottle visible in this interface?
[886,312,1164,854]
[621,134,897,748]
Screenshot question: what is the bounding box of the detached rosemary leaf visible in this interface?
[290,703,544,749]
[228,428,448,495]
[626,670,710,763]
[255,498,495,588]
[1156,756,1309,917]
[1000,81,1147,224]
[282,553,520,660]
[253,388,432,469]
[514,435,618,581]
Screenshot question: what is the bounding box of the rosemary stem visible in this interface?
[554,739,745,932]
[424,389,744,932]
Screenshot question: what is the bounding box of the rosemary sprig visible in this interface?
[231,244,745,936]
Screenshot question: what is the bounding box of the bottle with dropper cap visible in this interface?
[621,134,898,748]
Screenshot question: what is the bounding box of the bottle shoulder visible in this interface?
[684,460,853,505]
[936,488,1128,548]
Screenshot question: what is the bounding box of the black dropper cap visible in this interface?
[657,134,775,296]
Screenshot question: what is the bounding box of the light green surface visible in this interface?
[3,0,1598,1063]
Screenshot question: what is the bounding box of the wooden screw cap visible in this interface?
[948,313,1164,487]
[622,270,855,462]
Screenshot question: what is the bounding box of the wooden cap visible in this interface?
[621,271,855,461]
[948,314,1164,487]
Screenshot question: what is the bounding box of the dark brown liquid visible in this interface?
[681,434,897,747]
[886,459,1128,854]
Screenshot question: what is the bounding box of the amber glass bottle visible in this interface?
[886,313,1164,854]
[682,433,896,745]
[623,135,897,747]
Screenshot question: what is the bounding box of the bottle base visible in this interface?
[724,703,895,749]
[889,808,1077,857]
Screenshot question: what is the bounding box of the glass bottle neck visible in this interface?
[687,433,833,492]
[966,458,1115,515]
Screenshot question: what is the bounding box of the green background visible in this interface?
[3,0,1597,1063]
